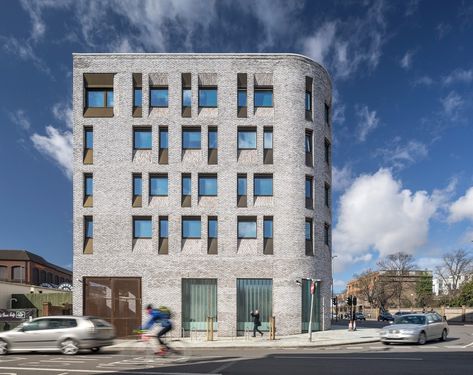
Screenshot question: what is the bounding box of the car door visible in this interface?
[11,319,49,349]
[425,314,440,339]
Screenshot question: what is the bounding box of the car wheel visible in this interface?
[418,332,427,345]
[90,347,101,353]
[382,341,390,345]
[440,329,448,341]
[60,338,80,355]
[0,339,8,355]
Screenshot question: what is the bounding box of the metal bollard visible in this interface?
[207,316,214,341]
[269,316,276,340]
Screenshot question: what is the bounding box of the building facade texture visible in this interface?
[72,54,332,337]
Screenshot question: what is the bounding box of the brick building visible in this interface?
[72,53,333,337]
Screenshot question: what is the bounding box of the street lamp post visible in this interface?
[308,278,321,342]
[331,255,338,322]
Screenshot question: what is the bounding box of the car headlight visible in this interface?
[399,329,416,334]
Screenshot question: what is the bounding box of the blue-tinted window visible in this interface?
[199,176,217,196]
[305,221,312,240]
[264,129,273,149]
[85,175,93,196]
[305,91,312,111]
[150,175,168,196]
[160,218,168,238]
[134,218,152,238]
[134,88,142,107]
[85,129,93,149]
[183,129,201,149]
[238,130,256,149]
[208,218,218,238]
[237,176,247,196]
[134,129,152,149]
[305,134,312,153]
[264,218,273,239]
[254,90,273,107]
[254,176,273,196]
[199,88,217,107]
[87,91,105,108]
[133,175,142,196]
[238,90,247,107]
[85,217,93,238]
[238,219,257,239]
[106,90,113,108]
[183,218,201,238]
[182,175,191,196]
[159,128,168,149]
[150,88,168,107]
[305,178,312,198]
[183,89,192,107]
[208,129,218,149]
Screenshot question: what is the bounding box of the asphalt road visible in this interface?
[0,325,472,375]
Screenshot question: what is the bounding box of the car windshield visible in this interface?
[394,315,426,325]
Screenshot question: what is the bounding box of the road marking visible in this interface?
[273,356,422,361]
[0,367,220,375]
[0,358,27,364]
[210,360,237,374]
[346,347,364,350]
[445,345,466,349]
[463,341,473,348]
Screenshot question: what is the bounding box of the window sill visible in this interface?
[84,107,114,118]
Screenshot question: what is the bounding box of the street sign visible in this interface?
[0,309,36,322]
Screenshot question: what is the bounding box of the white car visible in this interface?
[0,316,115,355]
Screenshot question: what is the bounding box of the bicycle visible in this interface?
[125,329,191,365]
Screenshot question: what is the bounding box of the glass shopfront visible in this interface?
[182,279,217,334]
[301,279,321,333]
[236,278,272,335]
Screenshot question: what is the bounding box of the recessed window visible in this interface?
[325,223,330,246]
[183,128,201,149]
[150,175,168,196]
[182,217,201,239]
[87,89,113,108]
[254,89,273,107]
[263,129,273,149]
[85,216,93,239]
[84,174,93,198]
[254,175,273,196]
[134,88,142,108]
[305,177,313,199]
[325,183,331,207]
[11,266,25,282]
[160,128,169,149]
[183,89,192,107]
[238,129,257,149]
[305,219,312,241]
[237,175,247,196]
[305,133,312,153]
[133,217,152,239]
[264,217,273,239]
[182,175,191,196]
[85,128,93,149]
[132,73,142,117]
[238,217,257,239]
[324,138,331,165]
[134,128,152,150]
[305,91,312,111]
[159,217,169,238]
[325,103,330,124]
[199,88,217,107]
[150,88,169,107]
[208,128,218,149]
[208,217,218,239]
[238,90,247,108]
[133,175,142,196]
[199,175,217,196]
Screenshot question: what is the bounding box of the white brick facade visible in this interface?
[72,53,332,336]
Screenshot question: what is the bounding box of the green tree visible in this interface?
[454,279,473,307]
[416,273,433,307]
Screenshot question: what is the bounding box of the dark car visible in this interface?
[354,312,366,321]
[378,311,394,322]
[394,311,415,317]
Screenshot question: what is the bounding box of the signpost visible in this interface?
[0,309,36,322]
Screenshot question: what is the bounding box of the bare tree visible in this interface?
[377,252,417,309]
[435,249,473,297]
[353,269,377,306]
[353,269,396,310]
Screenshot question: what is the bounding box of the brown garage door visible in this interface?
[83,277,141,338]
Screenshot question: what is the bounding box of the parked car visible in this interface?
[0,316,115,355]
[378,311,394,322]
[394,311,415,316]
[379,313,448,345]
[354,312,366,321]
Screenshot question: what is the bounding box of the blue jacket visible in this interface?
[143,309,172,330]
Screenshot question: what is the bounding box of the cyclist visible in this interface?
[142,304,173,354]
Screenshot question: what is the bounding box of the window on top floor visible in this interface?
[199,88,217,107]
[150,87,169,107]
[254,89,273,107]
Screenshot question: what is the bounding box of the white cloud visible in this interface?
[448,187,473,223]
[442,69,473,85]
[332,165,353,192]
[436,23,451,39]
[31,126,73,179]
[8,109,31,131]
[441,91,464,116]
[356,105,380,141]
[405,0,420,16]
[376,139,428,170]
[52,102,73,129]
[302,0,388,79]
[417,256,443,271]
[0,36,51,75]
[400,50,414,70]
[412,75,434,87]
[333,169,439,263]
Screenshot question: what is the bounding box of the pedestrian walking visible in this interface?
[250,309,263,337]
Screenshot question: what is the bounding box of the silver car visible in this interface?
[380,313,448,345]
[0,316,115,355]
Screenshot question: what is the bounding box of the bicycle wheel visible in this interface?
[167,338,191,363]
[123,335,157,365]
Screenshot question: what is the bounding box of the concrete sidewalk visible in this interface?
[110,325,380,350]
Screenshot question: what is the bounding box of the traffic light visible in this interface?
[352,296,357,306]
[332,297,337,305]
[346,296,352,306]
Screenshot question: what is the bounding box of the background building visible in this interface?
[0,249,72,286]
[73,53,332,337]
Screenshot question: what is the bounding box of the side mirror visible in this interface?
[389,321,393,325]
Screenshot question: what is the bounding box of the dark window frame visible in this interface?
[254,174,273,197]
[237,217,257,239]
[150,87,169,108]
[182,128,202,150]
[198,174,218,197]
[149,174,169,197]
[86,88,113,108]
[198,87,218,108]
[133,216,153,239]
[182,216,202,239]
[254,88,274,108]
[133,128,152,150]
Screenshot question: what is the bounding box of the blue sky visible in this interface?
[1,0,473,291]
